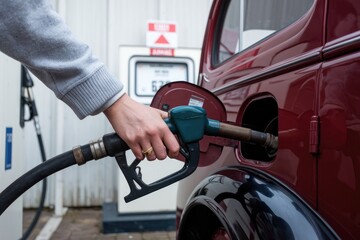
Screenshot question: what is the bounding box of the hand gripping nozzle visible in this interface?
[112,106,278,202]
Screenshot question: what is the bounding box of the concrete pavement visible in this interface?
[23,208,176,240]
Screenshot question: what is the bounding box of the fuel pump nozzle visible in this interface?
[20,65,39,130]
[116,106,278,202]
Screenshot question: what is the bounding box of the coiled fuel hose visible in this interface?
[0,133,128,216]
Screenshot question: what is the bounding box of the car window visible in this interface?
[215,0,314,64]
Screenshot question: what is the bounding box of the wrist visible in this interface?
[103,92,129,116]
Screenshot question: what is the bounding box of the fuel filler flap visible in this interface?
[151,81,229,166]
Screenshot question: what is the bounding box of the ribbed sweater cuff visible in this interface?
[61,66,123,119]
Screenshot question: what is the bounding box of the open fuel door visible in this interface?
[151,81,228,166]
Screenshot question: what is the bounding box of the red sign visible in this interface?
[146,21,178,49]
[150,48,175,56]
[148,23,176,32]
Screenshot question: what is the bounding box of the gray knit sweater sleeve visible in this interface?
[0,0,124,119]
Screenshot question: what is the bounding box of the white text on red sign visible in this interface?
[148,23,176,32]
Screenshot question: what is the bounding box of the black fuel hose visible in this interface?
[0,150,77,216]
[21,132,47,240]
[0,133,128,216]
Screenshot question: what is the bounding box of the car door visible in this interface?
[199,0,324,208]
[317,0,360,238]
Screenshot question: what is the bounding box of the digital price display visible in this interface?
[135,62,188,96]
[127,55,196,104]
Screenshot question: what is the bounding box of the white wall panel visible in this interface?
[0,54,25,239]
[23,0,212,207]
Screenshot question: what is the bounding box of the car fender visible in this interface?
[178,166,339,240]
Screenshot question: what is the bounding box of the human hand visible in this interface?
[104,94,180,160]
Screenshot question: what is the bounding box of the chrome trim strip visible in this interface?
[212,51,321,95]
[323,35,360,56]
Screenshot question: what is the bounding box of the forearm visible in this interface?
[0,0,123,119]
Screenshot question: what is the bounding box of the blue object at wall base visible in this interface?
[102,202,176,234]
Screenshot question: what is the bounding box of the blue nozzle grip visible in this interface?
[166,106,221,143]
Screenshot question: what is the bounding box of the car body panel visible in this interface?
[199,0,324,91]
[317,1,360,238]
[325,0,360,42]
[178,167,339,240]
[318,52,360,239]
[197,0,325,208]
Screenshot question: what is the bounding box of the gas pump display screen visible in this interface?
[135,62,188,96]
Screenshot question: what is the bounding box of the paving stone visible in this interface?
[116,233,142,240]
[23,208,175,240]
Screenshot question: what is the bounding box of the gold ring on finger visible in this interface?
[142,146,153,156]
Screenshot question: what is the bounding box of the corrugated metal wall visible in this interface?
[23,0,212,207]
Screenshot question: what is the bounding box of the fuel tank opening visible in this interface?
[239,96,278,161]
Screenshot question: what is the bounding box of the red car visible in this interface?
[152,0,360,239]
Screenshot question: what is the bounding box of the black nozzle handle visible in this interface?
[102,133,129,156]
[21,65,34,88]
[118,142,199,203]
